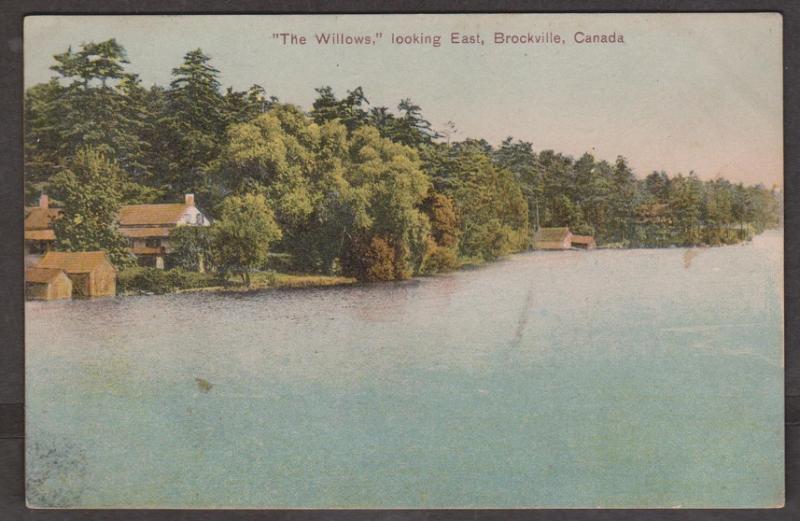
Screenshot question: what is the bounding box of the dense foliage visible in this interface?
[210,193,282,285]
[117,267,220,294]
[49,148,133,267]
[26,40,782,279]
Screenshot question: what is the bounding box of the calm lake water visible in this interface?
[26,230,784,508]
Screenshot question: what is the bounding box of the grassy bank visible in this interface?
[117,267,355,296]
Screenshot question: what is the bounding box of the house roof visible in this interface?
[25,267,68,284]
[119,227,173,238]
[37,251,115,273]
[119,204,189,226]
[24,229,56,241]
[24,208,62,230]
[535,227,572,242]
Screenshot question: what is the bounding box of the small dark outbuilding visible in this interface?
[25,267,73,300]
[533,227,573,250]
[570,234,597,249]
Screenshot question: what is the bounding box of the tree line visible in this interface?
[25,40,782,282]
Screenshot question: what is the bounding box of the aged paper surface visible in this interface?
[24,13,783,508]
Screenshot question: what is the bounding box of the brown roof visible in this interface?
[535,227,572,242]
[24,208,62,230]
[119,204,189,226]
[25,267,68,284]
[37,251,115,273]
[24,229,56,241]
[119,227,173,238]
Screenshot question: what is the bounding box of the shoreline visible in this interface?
[114,229,776,298]
[118,272,358,297]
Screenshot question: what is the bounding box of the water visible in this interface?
[26,230,784,508]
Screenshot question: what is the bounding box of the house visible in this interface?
[25,267,73,300]
[570,234,596,249]
[118,194,210,269]
[24,194,61,266]
[533,227,573,250]
[36,251,116,297]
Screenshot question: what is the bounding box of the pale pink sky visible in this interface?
[25,14,783,187]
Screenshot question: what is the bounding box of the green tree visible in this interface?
[389,98,437,147]
[344,126,432,279]
[162,49,227,196]
[451,148,529,260]
[311,86,369,131]
[222,84,272,124]
[217,106,318,227]
[169,226,212,271]
[423,193,460,248]
[607,156,637,243]
[493,138,542,222]
[26,40,150,195]
[210,193,282,286]
[50,147,133,267]
[667,173,704,244]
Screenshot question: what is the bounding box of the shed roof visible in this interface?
[24,229,56,241]
[37,251,115,273]
[25,267,68,284]
[535,227,572,242]
[24,208,62,230]
[119,204,189,226]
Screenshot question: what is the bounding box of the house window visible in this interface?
[145,238,161,248]
[196,213,204,225]
[28,241,46,254]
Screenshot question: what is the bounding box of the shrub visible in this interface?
[168,226,211,271]
[117,267,218,294]
[364,236,397,282]
[262,253,294,273]
[420,246,460,274]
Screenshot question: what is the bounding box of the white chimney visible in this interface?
[185,193,195,206]
[39,193,49,209]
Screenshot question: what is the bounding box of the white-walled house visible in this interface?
[118,194,210,269]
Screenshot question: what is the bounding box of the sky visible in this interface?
[24,14,783,187]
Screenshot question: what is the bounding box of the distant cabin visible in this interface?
[25,267,72,300]
[35,251,117,298]
[24,194,61,266]
[571,234,596,250]
[118,194,210,269]
[533,227,573,250]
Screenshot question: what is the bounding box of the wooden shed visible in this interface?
[570,234,596,249]
[36,251,117,298]
[533,227,573,250]
[25,267,72,300]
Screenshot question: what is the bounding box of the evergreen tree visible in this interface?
[310,86,369,131]
[390,98,437,147]
[27,40,149,193]
[162,49,226,196]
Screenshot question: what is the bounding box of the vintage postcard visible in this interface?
[23,13,783,508]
